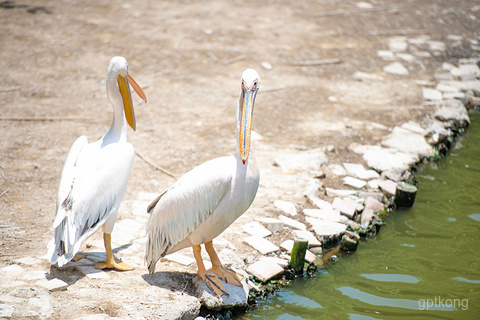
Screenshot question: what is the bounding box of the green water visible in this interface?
[246,113,480,320]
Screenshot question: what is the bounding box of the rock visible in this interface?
[164,253,195,266]
[325,187,357,197]
[342,176,367,189]
[304,179,332,210]
[396,53,416,62]
[343,163,380,180]
[347,220,361,230]
[303,208,348,223]
[435,82,461,93]
[258,256,289,268]
[308,218,347,239]
[278,215,306,230]
[23,270,49,281]
[242,221,272,237]
[377,50,395,60]
[193,272,249,310]
[434,99,470,126]
[14,257,41,266]
[450,64,479,80]
[358,192,383,202]
[383,62,409,75]
[280,239,294,252]
[0,264,25,274]
[261,62,273,71]
[0,295,24,304]
[340,234,359,251]
[442,62,455,71]
[273,148,328,174]
[219,249,244,270]
[356,2,373,8]
[38,278,68,292]
[256,217,284,233]
[361,208,375,227]
[350,144,418,177]
[367,179,379,189]
[306,193,333,210]
[243,236,278,254]
[246,260,284,283]
[353,71,385,81]
[292,230,322,246]
[0,304,14,317]
[274,200,297,216]
[364,197,385,212]
[75,266,110,279]
[428,40,446,51]
[388,37,408,52]
[304,250,317,264]
[377,179,397,196]
[328,163,347,176]
[400,121,426,135]
[439,80,480,92]
[422,88,443,101]
[332,197,357,219]
[382,127,434,158]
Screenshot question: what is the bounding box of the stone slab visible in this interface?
[76,266,110,279]
[256,217,284,233]
[38,278,68,292]
[242,221,272,238]
[342,176,367,189]
[332,197,357,219]
[247,260,284,283]
[274,200,297,216]
[243,236,278,255]
[278,215,306,230]
[377,179,397,196]
[164,253,195,266]
[325,187,357,197]
[292,230,322,246]
[382,127,434,157]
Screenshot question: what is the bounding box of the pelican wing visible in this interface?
[49,142,134,266]
[146,155,234,272]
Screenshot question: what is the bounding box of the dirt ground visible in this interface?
[0,0,478,319]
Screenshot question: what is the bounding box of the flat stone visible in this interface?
[38,278,68,292]
[14,257,41,266]
[343,163,372,180]
[280,239,294,252]
[332,197,357,219]
[353,71,385,81]
[217,249,243,270]
[0,295,24,304]
[278,215,306,230]
[305,250,317,263]
[350,144,418,176]
[273,148,328,174]
[377,179,397,196]
[342,176,367,189]
[382,127,434,157]
[438,80,480,92]
[358,192,384,202]
[450,64,479,80]
[388,37,408,52]
[274,200,297,216]
[377,50,396,60]
[365,197,384,212]
[435,83,461,93]
[442,62,455,71]
[367,179,379,189]
[292,230,322,246]
[242,221,272,238]
[23,270,49,281]
[422,88,443,101]
[434,99,470,125]
[325,188,357,197]
[247,260,284,283]
[76,266,110,279]
[400,121,426,135]
[396,53,416,62]
[193,272,249,310]
[111,218,144,247]
[306,193,333,210]
[308,218,347,238]
[303,208,347,223]
[164,253,195,266]
[383,62,409,75]
[0,304,14,317]
[243,236,278,255]
[258,256,289,268]
[261,62,273,71]
[428,40,446,51]
[361,208,375,227]
[328,163,347,176]
[256,217,284,233]
[0,264,25,274]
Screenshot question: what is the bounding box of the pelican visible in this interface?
[145,69,261,296]
[48,56,147,271]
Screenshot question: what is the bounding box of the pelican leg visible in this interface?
[72,252,87,262]
[95,233,133,271]
[193,244,227,297]
[204,241,243,287]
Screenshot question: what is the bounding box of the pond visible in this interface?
[245,112,480,319]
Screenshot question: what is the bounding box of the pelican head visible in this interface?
[107,56,147,131]
[238,68,260,165]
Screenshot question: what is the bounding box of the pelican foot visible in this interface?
[202,271,228,297]
[214,266,243,287]
[95,259,134,271]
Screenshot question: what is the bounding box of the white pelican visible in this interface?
[48,56,147,271]
[145,69,261,296]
